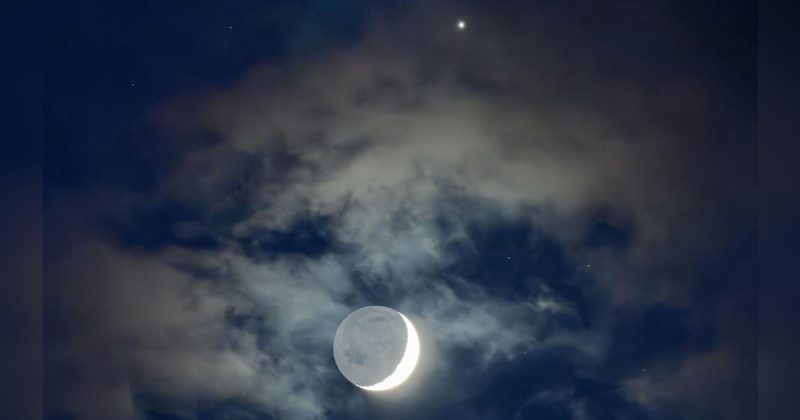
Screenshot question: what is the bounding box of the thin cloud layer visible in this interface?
[45,2,755,419]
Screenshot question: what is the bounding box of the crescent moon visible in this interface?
[358,312,420,391]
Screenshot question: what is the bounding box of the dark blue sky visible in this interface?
[45,0,404,192]
[44,1,757,419]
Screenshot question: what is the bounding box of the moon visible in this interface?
[333,306,420,391]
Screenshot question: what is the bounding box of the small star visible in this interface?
[228,25,233,30]
[130,82,135,87]
[456,20,467,31]
[586,264,591,268]
[507,256,512,260]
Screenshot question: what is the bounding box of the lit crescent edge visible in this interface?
[358,312,420,391]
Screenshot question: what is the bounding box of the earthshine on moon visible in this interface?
[333,306,420,391]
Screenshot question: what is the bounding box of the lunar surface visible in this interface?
[333,306,420,391]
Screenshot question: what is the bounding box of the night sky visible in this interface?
[44,1,757,419]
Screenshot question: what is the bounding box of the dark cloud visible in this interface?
[45,1,756,419]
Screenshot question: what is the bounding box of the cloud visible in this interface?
[46,2,755,419]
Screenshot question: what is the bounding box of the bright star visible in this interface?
[457,20,466,31]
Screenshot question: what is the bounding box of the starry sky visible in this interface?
[44,1,757,419]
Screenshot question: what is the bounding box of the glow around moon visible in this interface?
[333,306,421,392]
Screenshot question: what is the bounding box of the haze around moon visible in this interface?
[333,306,420,391]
